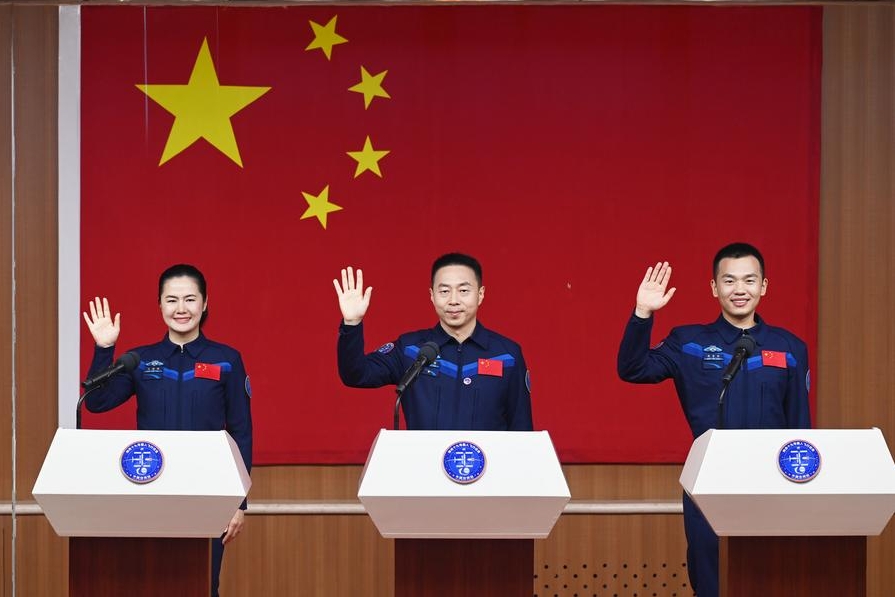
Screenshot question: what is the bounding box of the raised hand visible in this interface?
[332,266,372,326]
[635,262,676,319]
[82,296,121,348]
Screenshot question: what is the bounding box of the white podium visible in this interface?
[359,429,570,596]
[33,428,251,597]
[681,428,895,597]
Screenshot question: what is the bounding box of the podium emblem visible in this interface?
[120,441,165,484]
[778,439,821,482]
[443,441,486,484]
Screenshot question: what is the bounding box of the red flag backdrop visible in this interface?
[79,6,821,464]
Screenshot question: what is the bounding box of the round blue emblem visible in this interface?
[443,441,486,484]
[120,441,164,484]
[778,439,821,483]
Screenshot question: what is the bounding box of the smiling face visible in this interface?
[430,264,484,341]
[711,255,767,328]
[159,275,207,345]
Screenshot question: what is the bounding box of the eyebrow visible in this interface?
[164,293,198,299]
[438,282,472,288]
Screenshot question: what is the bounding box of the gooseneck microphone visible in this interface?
[394,342,440,430]
[717,335,755,429]
[81,351,141,390]
[77,351,140,429]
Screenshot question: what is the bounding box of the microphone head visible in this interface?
[735,335,756,356]
[117,351,141,372]
[418,342,440,365]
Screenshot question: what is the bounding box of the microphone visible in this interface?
[394,341,440,430]
[717,334,755,429]
[77,351,140,429]
[721,335,756,385]
[81,350,141,389]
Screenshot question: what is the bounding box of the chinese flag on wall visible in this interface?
[79,6,820,464]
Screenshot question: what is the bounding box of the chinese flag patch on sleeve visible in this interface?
[477,358,504,376]
[761,350,788,369]
[195,362,222,380]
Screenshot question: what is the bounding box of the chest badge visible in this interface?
[702,345,724,370]
[477,358,504,377]
[195,362,221,380]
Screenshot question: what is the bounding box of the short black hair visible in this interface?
[431,253,483,287]
[713,243,765,279]
[158,263,209,326]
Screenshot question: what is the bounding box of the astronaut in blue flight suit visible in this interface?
[616,243,811,597]
[83,264,252,597]
[333,253,533,431]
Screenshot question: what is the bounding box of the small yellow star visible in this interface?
[347,136,390,178]
[136,38,271,167]
[300,185,343,229]
[305,16,348,61]
[348,66,390,109]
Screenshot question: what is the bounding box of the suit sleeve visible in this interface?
[506,349,533,431]
[617,312,677,384]
[784,339,812,428]
[336,322,404,388]
[225,351,253,511]
[83,345,136,412]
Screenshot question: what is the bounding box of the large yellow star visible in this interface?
[300,185,342,229]
[305,16,348,61]
[348,66,390,109]
[136,38,270,167]
[347,136,390,178]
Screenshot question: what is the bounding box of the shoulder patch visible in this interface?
[377,342,395,354]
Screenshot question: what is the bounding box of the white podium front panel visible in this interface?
[33,428,251,538]
[680,428,895,536]
[358,429,570,539]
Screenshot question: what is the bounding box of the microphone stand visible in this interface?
[716,382,731,430]
[394,390,405,431]
[76,386,99,430]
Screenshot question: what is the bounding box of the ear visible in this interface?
[710,279,719,298]
[760,278,768,296]
[429,288,435,306]
[203,294,209,312]
[478,285,485,305]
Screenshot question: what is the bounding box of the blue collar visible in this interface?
[431,321,490,350]
[711,314,767,346]
[159,332,208,358]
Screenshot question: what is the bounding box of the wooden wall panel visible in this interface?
[220,514,393,596]
[536,515,691,597]
[1,2,14,506]
[819,6,895,597]
[13,516,66,597]
[12,5,59,502]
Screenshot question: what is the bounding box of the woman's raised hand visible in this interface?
[83,296,121,348]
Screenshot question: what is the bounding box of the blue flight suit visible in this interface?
[617,313,811,597]
[85,333,252,597]
[338,321,533,430]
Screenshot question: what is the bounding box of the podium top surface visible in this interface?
[33,428,251,537]
[359,429,570,498]
[680,428,895,536]
[681,428,895,495]
[357,429,570,538]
